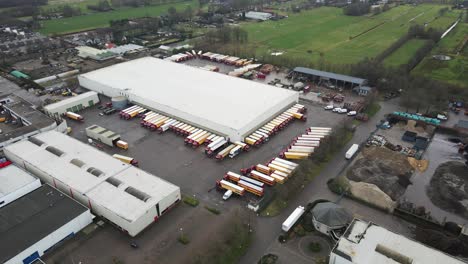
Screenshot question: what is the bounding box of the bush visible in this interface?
[293,225,306,237]
[258,254,279,264]
[178,233,190,244]
[204,206,220,215]
[308,242,322,252]
[183,195,199,207]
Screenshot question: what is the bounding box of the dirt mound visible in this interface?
[427,161,468,220]
[408,157,429,172]
[346,146,413,200]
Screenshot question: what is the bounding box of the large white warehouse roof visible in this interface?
[78,57,298,141]
[4,131,180,236]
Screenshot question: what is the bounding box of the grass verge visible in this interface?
[364,102,381,117]
[204,206,221,215]
[182,195,199,207]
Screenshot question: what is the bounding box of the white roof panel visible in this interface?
[0,165,37,197]
[44,91,98,112]
[334,219,465,264]
[79,57,298,140]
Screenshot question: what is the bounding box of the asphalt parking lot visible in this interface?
[43,94,349,263]
[66,95,347,206]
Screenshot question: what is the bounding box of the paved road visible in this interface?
[239,99,408,264]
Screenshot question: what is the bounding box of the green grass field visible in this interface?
[383,38,427,67]
[39,0,197,35]
[413,22,468,87]
[241,4,459,65]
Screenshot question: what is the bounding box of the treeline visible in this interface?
[194,26,248,51]
[0,0,47,8]
[87,0,112,12]
[376,24,443,71]
[343,2,370,16]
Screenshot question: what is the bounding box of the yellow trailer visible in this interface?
[284,152,310,160]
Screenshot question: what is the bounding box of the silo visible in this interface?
[111,96,127,110]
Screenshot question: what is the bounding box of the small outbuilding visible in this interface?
[311,202,352,239]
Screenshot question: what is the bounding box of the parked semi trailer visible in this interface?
[216,180,245,196]
[66,112,84,121]
[112,154,139,166]
[282,206,305,232]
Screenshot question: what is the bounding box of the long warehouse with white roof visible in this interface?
[78,57,299,141]
[4,130,181,237]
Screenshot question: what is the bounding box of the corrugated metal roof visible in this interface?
[293,67,366,85]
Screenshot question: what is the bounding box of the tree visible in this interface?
[168,6,177,16]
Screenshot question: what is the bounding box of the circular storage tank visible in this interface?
[111,96,128,110]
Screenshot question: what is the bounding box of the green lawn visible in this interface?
[413,22,468,87]
[241,4,459,65]
[383,38,427,67]
[39,0,197,35]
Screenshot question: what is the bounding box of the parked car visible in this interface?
[437,114,448,120]
[338,108,348,114]
[332,107,342,112]
[324,105,334,110]
[347,111,357,116]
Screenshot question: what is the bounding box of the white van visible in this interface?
[223,190,233,200]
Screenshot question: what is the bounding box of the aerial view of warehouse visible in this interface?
[78,57,299,141]
[4,130,181,237]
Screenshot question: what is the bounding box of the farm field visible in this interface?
[38,0,197,35]
[413,22,468,87]
[383,38,427,67]
[241,4,459,65]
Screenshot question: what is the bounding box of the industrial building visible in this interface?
[75,46,117,61]
[0,184,93,264]
[0,94,67,149]
[245,11,273,21]
[78,57,298,141]
[0,164,41,208]
[292,67,367,88]
[43,91,100,119]
[4,130,181,236]
[329,219,465,264]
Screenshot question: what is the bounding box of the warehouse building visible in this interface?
[78,57,298,141]
[4,130,181,236]
[76,46,117,61]
[0,184,93,264]
[292,67,367,89]
[0,94,66,149]
[0,164,41,208]
[329,218,465,264]
[43,91,100,119]
[245,11,273,21]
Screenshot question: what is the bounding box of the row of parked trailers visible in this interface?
[216,158,299,197]
[280,127,333,160]
[200,52,254,67]
[244,104,307,147]
[118,105,252,160]
[165,50,201,62]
